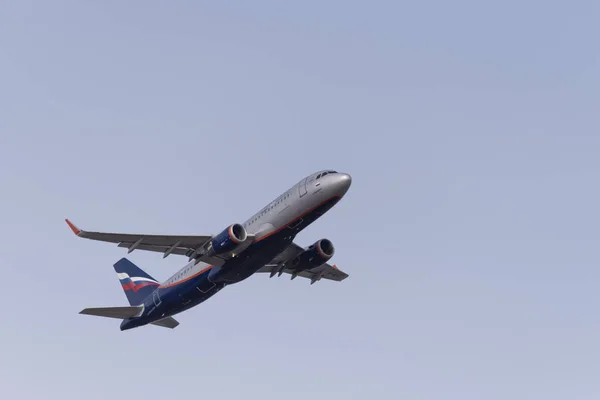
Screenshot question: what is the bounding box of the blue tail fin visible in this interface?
[113,258,160,306]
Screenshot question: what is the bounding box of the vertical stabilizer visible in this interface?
[113,258,159,305]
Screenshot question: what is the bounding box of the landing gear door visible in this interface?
[298,177,308,198]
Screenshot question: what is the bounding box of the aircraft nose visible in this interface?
[334,173,352,195]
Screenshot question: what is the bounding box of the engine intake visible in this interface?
[315,238,334,259]
[211,223,248,255]
[292,238,335,270]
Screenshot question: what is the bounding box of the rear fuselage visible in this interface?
[120,171,351,330]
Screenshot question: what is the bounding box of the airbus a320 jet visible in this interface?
[66,170,352,330]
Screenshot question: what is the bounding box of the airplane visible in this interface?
[66,169,352,330]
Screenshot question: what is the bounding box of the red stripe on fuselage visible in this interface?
[157,195,341,289]
[253,195,341,244]
[159,265,214,289]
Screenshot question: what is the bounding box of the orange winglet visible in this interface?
[65,219,81,235]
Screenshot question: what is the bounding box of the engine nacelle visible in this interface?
[292,238,335,269]
[210,223,248,255]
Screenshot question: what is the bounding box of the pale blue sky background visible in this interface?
[1,1,599,399]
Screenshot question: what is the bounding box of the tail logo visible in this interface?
[117,272,159,292]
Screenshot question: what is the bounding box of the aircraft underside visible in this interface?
[120,196,341,330]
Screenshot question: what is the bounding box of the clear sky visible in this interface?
[1,1,599,399]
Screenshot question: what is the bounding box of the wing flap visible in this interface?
[257,264,348,282]
[115,242,191,256]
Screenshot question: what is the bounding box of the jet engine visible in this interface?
[210,223,248,255]
[291,238,335,269]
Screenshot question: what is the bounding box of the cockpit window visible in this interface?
[316,170,337,179]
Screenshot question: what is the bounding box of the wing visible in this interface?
[65,219,212,258]
[257,242,349,283]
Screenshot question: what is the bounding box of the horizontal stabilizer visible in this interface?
[150,316,179,329]
[80,305,143,320]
